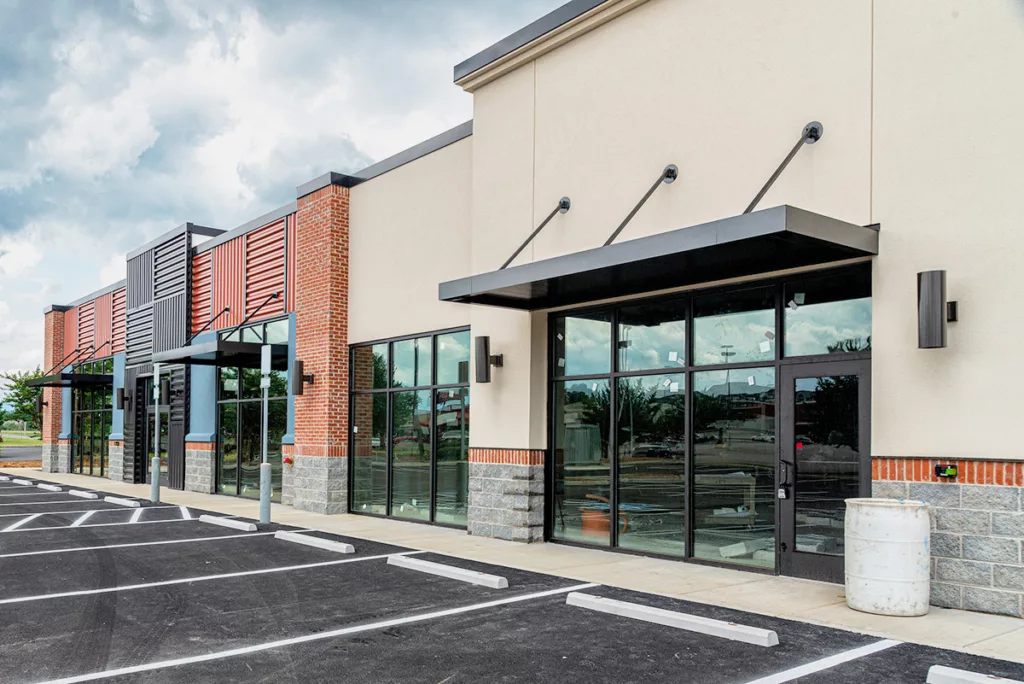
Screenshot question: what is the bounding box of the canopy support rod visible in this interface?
[604,165,678,246]
[44,348,83,376]
[743,121,823,215]
[500,197,571,269]
[61,345,96,371]
[188,306,231,344]
[225,292,280,341]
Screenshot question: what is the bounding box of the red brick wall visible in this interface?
[293,183,350,458]
[42,310,66,444]
[469,448,545,466]
[873,457,1024,486]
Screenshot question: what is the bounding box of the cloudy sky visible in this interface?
[0,0,562,374]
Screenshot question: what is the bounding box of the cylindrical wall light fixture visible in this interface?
[918,270,950,349]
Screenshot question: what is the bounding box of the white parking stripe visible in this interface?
[0,550,426,606]
[70,511,97,528]
[3,513,41,532]
[0,491,67,497]
[0,532,277,559]
[3,518,194,534]
[36,581,600,684]
[129,508,144,524]
[0,500,118,507]
[0,505,176,519]
[179,506,191,520]
[741,639,903,684]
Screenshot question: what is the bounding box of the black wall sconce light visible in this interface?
[474,336,504,384]
[918,270,958,349]
[290,359,316,396]
[116,388,131,412]
[35,395,48,416]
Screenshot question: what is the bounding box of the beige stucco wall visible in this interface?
[871,0,1024,461]
[467,0,873,449]
[348,137,472,344]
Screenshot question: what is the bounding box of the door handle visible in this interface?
[780,458,793,486]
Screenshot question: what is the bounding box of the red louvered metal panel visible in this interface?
[93,292,112,353]
[245,220,285,319]
[111,287,126,354]
[191,252,212,335]
[77,300,96,355]
[286,213,297,312]
[63,307,78,359]
[212,237,245,330]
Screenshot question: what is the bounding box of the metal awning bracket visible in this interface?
[743,121,823,215]
[603,164,678,246]
[500,197,571,270]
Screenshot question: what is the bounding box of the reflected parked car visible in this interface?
[751,432,775,443]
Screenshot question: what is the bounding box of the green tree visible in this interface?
[0,368,44,429]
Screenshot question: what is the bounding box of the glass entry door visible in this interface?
[779,360,870,583]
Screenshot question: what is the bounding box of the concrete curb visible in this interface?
[68,490,99,499]
[927,665,1023,684]
[12,479,33,486]
[0,476,10,481]
[199,515,257,532]
[274,531,354,554]
[37,484,62,492]
[566,592,780,647]
[103,496,141,508]
[386,555,508,588]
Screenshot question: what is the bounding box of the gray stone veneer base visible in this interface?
[185,447,216,494]
[282,461,295,506]
[874,480,1023,618]
[291,455,347,515]
[41,443,58,472]
[107,444,126,482]
[468,462,544,542]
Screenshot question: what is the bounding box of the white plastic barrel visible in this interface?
[845,498,931,617]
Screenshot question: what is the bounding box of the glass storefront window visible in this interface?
[552,378,611,544]
[693,288,775,366]
[435,387,469,526]
[784,270,871,357]
[218,403,238,495]
[70,358,114,478]
[265,319,289,345]
[353,344,388,391]
[617,299,687,372]
[616,373,687,556]
[392,337,432,388]
[553,313,611,377]
[436,331,471,386]
[692,367,776,569]
[351,393,388,515]
[219,367,239,400]
[350,328,470,528]
[390,389,431,521]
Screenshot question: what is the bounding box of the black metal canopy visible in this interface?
[26,373,113,388]
[439,205,879,310]
[150,340,288,370]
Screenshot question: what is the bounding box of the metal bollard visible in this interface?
[259,462,272,524]
[150,456,161,503]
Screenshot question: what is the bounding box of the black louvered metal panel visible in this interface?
[127,251,154,310]
[154,232,188,300]
[125,306,154,366]
[168,422,185,490]
[153,294,187,353]
[124,367,142,483]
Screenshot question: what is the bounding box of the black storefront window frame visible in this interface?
[214,316,290,500]
[348,325,470,530]
[71,356,114,478]
[545,262,871,572]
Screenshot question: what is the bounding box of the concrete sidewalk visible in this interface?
[9,467,1023,665]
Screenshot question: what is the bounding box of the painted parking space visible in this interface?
[1,476,1021,684]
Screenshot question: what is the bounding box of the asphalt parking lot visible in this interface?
[1,472,1022,684]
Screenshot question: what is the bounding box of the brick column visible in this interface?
[41,306,69,473]
[292,182,351,514]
